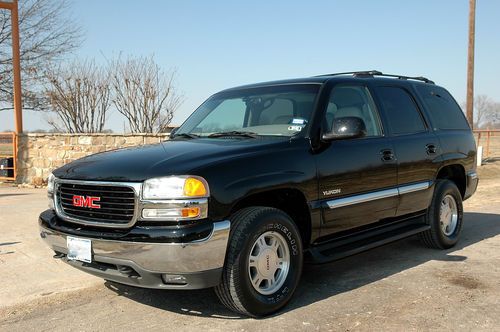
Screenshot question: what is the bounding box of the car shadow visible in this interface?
[0,193,29,198]
[0,242,20,255]
[0,241,21,247]
[104,212,500,319]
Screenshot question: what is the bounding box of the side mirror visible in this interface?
[322,116,367,141]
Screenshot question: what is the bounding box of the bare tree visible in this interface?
[473,95,494,128]
[0,0,83,112]
[461,95,500,128]
[45,60,111,133]
[111,55,182,133]
[481,102,500,129]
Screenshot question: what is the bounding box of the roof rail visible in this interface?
[315,70,435,84]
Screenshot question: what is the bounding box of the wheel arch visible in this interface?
[230,188,312,248]
[435,164,466,198]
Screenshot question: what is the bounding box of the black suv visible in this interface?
[39,71,478,317]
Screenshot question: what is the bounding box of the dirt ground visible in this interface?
[0,163,499,331]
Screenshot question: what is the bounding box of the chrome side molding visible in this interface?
[326,181,432,209]
[326,188,398,209]
[398,181,430,195]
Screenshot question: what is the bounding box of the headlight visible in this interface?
[47,173,56,209]
[141,176,210,221]
[142,176,209,200]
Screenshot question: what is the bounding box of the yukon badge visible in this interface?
[323,188,341,196]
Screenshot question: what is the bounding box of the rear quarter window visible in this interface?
[415,85,470,130]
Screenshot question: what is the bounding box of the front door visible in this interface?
[315,84,398,238]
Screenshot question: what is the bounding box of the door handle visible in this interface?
[380,149,395,162]
[426,144,437,155]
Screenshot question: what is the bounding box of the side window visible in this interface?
[377,87,426,135]
[415,85,470,130]
[325,85,383,137]
[193,99,246,133]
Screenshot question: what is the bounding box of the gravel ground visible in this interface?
[0,164,499,332]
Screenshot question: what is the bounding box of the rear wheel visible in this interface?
[215,207,303,317]
[419,180,463,249]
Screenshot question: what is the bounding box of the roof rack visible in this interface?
[315,70,435,84]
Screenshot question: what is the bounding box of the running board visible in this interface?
[306,223,430,264]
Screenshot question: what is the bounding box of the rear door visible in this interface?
[373,85,437,216]
[316,83,398,238]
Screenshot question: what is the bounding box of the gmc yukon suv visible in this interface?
[40,71,478,317]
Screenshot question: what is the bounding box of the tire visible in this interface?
[214,206,303,317]
[419,179,464,249]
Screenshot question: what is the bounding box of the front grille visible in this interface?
[56,182,137,226]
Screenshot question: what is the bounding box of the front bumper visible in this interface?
[39,215,230,290]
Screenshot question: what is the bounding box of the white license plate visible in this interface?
[67,236,92,263]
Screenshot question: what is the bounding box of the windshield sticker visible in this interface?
[288,125,303,132]
[291,118,307,125]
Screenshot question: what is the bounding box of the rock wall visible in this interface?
[16,133,169,185]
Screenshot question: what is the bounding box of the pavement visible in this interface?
[0,187,99,309]
[0,169,499,331]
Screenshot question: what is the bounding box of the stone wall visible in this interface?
[16,133,169,185]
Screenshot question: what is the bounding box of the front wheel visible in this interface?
[215,207,303,317]
[419,179,464,249]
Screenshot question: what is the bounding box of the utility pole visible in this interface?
[0,0,23,134]
[466,0,476,129]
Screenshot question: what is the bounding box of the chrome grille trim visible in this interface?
[54,179,142,228]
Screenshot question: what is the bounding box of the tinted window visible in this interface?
[325,85,383,136]
[415,85,470,130]
[378,87,426,135]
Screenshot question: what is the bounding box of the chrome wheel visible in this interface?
[440,194,458,236]
[248,231,290,295]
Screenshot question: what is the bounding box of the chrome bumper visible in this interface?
[39,220,230,289]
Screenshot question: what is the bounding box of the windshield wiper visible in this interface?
[207,131,259,138]
[171,133,200,139]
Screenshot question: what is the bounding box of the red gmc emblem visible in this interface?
[72,195,101,209]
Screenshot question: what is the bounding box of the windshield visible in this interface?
[175,84,320,137]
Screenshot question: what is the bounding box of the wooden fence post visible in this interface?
[486,130,491,158]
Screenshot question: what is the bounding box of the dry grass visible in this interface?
[475,131,500,160]
[478,160,500,181]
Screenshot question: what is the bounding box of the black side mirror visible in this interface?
[322,116,367,141]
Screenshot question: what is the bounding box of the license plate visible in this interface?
[67,236,92,263]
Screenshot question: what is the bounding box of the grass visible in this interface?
[475,132,500,159]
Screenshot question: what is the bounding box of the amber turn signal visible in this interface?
[181,207,201,218]
[183,177,208,197]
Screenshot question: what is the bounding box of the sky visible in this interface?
[1,0,500,132]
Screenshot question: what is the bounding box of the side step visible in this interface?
[306,222,430,264]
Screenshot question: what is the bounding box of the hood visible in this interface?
[53,138,292,182]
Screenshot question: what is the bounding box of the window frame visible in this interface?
[322,83,386,139]
[374,85,430,137]
[413,84,471,131]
